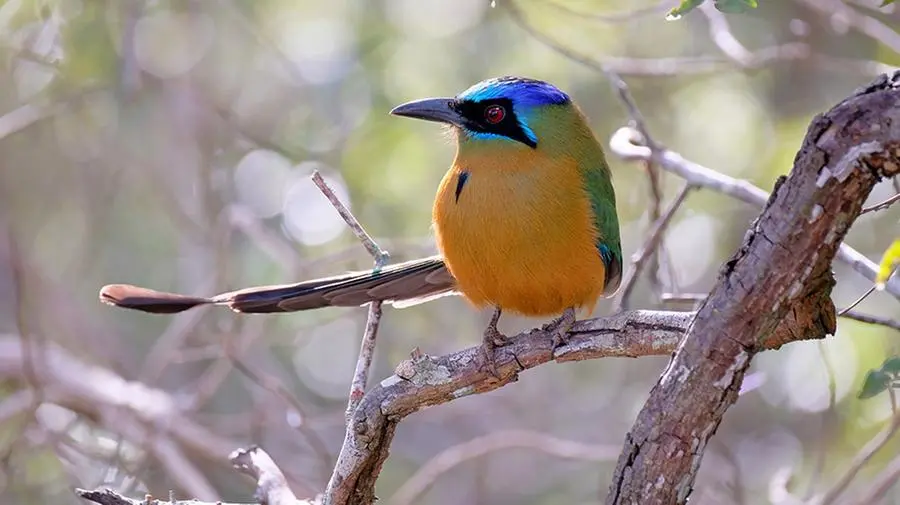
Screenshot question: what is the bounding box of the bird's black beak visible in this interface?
[390,97,464,128]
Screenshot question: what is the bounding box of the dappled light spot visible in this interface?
[134,11,215,79]
[385,0,487,39]
[234,149,293,219]
[282,163,352,247]
[293,317,360,399]
[274,18,355,85]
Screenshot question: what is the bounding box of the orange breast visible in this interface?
[432,146,607,317]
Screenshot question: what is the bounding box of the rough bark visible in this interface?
[605,71,900,504]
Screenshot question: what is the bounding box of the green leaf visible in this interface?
[666,0,759,19]
[714,0,759,13]
[666,0,705,20]
[876,239,900,290]
[859,369,891,399]
[882,356,900,375]
[881,0,895,6]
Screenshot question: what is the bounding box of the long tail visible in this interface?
[99,256,456,314]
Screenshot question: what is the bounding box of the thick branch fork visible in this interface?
[322,301,832,505]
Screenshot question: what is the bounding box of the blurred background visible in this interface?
[1,0,899,504]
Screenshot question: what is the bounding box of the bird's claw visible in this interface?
[544,307,576,350]
[479,311,509,379]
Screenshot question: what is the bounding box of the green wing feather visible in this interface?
[581,156,622,296]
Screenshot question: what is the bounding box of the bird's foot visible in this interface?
[479,307,508,378]
[543,307,577,350]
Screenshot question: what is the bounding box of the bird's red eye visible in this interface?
[484,105,505,124]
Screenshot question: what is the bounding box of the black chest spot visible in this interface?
[455,171,469,203]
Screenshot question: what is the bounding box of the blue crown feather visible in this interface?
[457,77,570,108]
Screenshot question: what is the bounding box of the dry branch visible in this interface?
[309,171,389,427]
[0,336,240,500]
[608,125,900,301]
[605,71,900,504]
[77,447,318,505]
[321,299,835,504]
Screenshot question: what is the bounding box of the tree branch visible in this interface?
[608,122,900,301]
[0,336,241,500]
[309,170,389,426]
[605,71,900,504]
[76,447,318,505]
[320,295,838,504]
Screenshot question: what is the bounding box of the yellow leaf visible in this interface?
[876,239,900,290]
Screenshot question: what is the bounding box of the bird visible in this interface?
[100,76,622,367]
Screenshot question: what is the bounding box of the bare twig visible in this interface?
[230,446,318,505]
[545,0,670,23]
[861,192,900,214]
[225,348,334,475]
[660,293,708,304]
[699,2,756,67]
[795,0,900,56]
[817,401,900,505]
[664,292,900,332]
[229,203,305,273]
[2,223,44,410]
[805,340,839,499]
[309,170,389,426]
[644,160,665,294]
[608,125,900,300]
[505,0,817,77]
[0,102,62,141]
[840,310,900,332]
[345,302,383,425]
[838,285,878,315]
[75,488,247,505]
[0,336,240,491]
[614,184,694,311]
[848,453,900,505]
[390,430,620,505]
[310,171,389,269]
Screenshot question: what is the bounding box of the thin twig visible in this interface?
[545,0,670,23]
[861,192,900,214]
[225,346,334,477]
[699,2,755,67]
[230,446,317,505]
[345,302,383,425]
[309,170,389,426]
[608,126,900,300]
[795,0,900,56]
[644,160,665,295]
[310,171,389,269]
[604,70,658,148]
[390,430,619,505]
[840,310,900,332]
[818,399,900,505]
[804,340,838,499]
[503,0,814,77]
[839,285,878,316]
[660,291,900,332]
[2,222,45,419]
[849,451,900,505]
[660,293,708,304]
[614,184,694,311]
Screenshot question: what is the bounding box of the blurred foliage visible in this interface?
[859,356,900,400]
[668,0,759,19]
[0,0,899,504]
[877,238,900,289]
